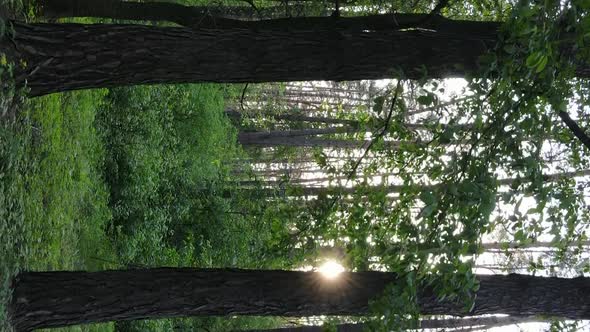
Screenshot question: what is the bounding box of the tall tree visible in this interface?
[6,15,505,96]
[9,268,590,331]
[36,0,318,22]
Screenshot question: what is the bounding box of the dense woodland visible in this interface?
[1,0,590,331]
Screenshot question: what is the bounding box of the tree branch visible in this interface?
[346,80,403,181]
[558,110,590,150]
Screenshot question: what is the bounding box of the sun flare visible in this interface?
[318,260,345,279]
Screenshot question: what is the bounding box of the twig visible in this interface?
[346,80,403,181]
[429,0,452,16]
[558,110,590,151]
[238,0,262,18]
[418,0,452,26]
[331,0,340,17]
[316,81,404,221]
[240,83,249,112]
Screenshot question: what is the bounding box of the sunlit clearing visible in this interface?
[318,260,345,279]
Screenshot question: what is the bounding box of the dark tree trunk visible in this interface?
[9,269,590,331]
[4,12,590,96]
[3,16,506,96]
[35,1,497,34]
[37,0,323,22]
[37,0,290,25]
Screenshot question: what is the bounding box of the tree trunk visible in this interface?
[3,16,504,96]
[225,108,361,126]
[35,1,498,34]
[229,169,590,198]
[37,0,297,22]
[238,127,360,145]
[243,316,540,331]
[9,269,590,331]
[5,11,590,96]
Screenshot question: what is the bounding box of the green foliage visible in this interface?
[0,89,114,332]
[96,84,239,265]
[0,82,287,330]
[3,1,590,331]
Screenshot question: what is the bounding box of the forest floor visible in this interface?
[0,1,286,330]
[0,82,283,332]
[0,89,116,332]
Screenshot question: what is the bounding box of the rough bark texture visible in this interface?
[6,18,500,96]
[38,0,289,21]
[36,0,498,33]
[9,269,590,331]
[10,269,396,331]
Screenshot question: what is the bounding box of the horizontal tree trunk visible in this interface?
[3,17,501,96]
[225,108,362,126]
[238,127,359,145]
[228,169,590,198]
[9,269,590,331]
[38,0,293,21]
[5,14,590,95]
[35,1,499,34]
[243,316,540,331]
[239,136,389,148]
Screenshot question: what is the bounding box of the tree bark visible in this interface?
[3,17,504,96]
[4,10,590,96]
[37,0,291,25]
[35,1,497,34]
[9,269,590,331]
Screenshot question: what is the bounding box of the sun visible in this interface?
[318,260,345,279]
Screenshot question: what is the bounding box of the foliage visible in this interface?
[0,88,114,332]
[3,0,590,331]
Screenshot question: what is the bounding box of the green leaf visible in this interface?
[525,52,543,68]
[535,55,548,73]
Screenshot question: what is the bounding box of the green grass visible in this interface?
[0,89,115,332]
[0,83,285,331]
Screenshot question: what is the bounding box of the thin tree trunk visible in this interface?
[231,169,590,197]
[9,269,590,331]
[482,239,590,250]
[242,316,541,331]
[272,114,360,126]
[239,126,358,140]
[3,17,504,96]
[226,108,361,126]
[239,136,392,148]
